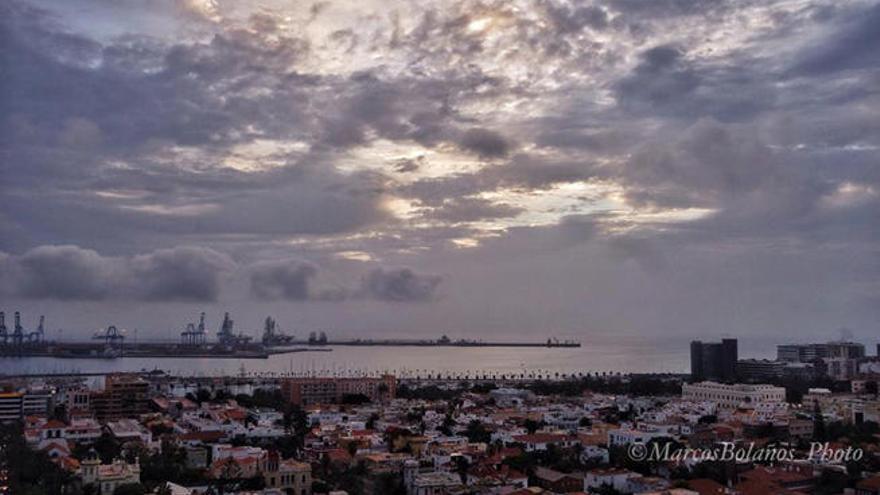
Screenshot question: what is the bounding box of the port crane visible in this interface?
[217,312,251,348]
[181,312,207,346]
[11,311,24,348]
[93,325,125,353]
[27,315,45,344]
[261,316,293,346]
[0,312,7,346]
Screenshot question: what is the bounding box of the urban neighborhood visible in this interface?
[2,339,880,495]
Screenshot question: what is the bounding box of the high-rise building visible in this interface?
[777,342,865,363]
[91,374,149,422]
[690,339,738,382]
[0,392,23,422]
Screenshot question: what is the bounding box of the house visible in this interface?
[510,433,576,451]
[80,450,141,495]
[263,451,312,495]
[408,471,465,495]
[585,468,640,494]
[533,466,583,493]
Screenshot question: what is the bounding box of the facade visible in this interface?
[778,342,865,362]
[585,468,639,493]
[263,451,312,495]
[22,389,53,417]
[0,389,54,422]
[690,339,738,382]
[681,381,786,409]
[0,392,24,422]
[607,427,667,447]
[66,388,92,417]
[825,357,860,381]
[80,452,141,495]
[408,471,464,495]
[736,359,785,380]
[280,375,396,406]
[91,374,149,421]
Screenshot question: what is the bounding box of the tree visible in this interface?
[813,399,826,442]
[113,483,147,495]
[465,420,491,444]
[524,419,544,434]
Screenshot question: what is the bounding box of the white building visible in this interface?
[607,427,668,447]
[681,382,785,409]
[585,468,640,494]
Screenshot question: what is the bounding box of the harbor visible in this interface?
[0,310,580,360]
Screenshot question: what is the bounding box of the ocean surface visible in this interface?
[0,336,780,377]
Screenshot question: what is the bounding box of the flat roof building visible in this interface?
[682,381,786,409]
[280,375,396,406]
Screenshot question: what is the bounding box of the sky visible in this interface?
[0,0,878,345]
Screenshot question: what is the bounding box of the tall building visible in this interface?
[691,339,738,382]
[280,375,396,406]
[0,392,23,422]
[777,342,865,362]
[91,374,149,422]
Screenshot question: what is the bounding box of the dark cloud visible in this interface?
[361,267,442,302]
[425,197,524,223]
[1,245,234,302]
[1,0,878,341]
[392,156,424,173]
[5,245,118,300]
[249,259,318,301]
[458,128,511,158]
[789,3,880,76]
[403,154,597,205]
[614,44,776,121]
[131,246,235,302]
[542,1,609,33]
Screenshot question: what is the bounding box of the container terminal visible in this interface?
[0,311,580,360]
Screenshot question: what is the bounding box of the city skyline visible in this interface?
[2,0,879,343]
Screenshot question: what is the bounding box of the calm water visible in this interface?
[0,336,779,377]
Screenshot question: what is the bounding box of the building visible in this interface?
[0,389,54,422]
[263,451,312,495]
[736,359,785,381]
[607,427,668,448]
[91,374,149,422]
[690,339,738,382]
[681,382,786,409]
[22,388,53,417]
[66,388,91,417]
[825,357,860,381]
[827,342,866,359]
[778,342,865,362]
[280,375,396,406]
[80,450,141,495]
[585,468,640,493]
[407,471,464,495]
[533,466,583,493]
[0,392,23,422]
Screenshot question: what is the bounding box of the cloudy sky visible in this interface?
[1,0,878,344]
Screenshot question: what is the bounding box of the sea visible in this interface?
[0,335,782,377]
